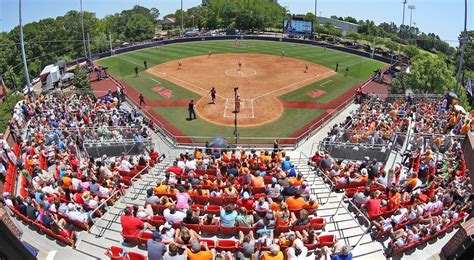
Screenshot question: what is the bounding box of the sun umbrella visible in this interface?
[208,136,228,148]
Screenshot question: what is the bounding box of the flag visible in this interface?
[467,78,472,97]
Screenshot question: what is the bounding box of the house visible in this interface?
[317,17,359,36]
[160,17,176,30]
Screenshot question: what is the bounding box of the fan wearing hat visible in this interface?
[237,192,254,212]
[147,232,165,260]
[187,240,214,260]
[287,238,308,260]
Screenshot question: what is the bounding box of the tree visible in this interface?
[346,31,360,42]
[72,67,91,89]
[384,40,399,54]
[344,16,358,24]
[125,14,155,41]
[402,45,420,59]
[391,54,455,94]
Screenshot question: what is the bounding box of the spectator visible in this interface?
[287,238,308,260]
[183,209,200,224]
[187,240,214,260]
[236,207,254,227]
[260,244,283,260]
[237,192,254,212]
[147,232,166,260]
[163,205,186,224]
[220,204,238,227]
[121,207,154,236]
[286,191,305,210]
[175,186,191,210]
[164,243,187,259]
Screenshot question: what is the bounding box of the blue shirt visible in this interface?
[331,253,353,260]
[220,210,238,226]
[282,160,291,171]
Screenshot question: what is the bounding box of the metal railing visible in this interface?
[332,194,373,249]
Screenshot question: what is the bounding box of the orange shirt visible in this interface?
[405,178,418,189]
[251,175,265,187]
[154,184,168,194]
[303,201,319,209]
[62,176,72,187]
[286,197,305,210]
[260,251,284,260]
[188,249,213,260]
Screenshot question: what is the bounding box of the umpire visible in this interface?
[188,100,197,120]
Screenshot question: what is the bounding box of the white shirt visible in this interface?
[120,160,133,171]
[0,163,6,176]
[177,160,186,170]
[99,186,110,197]
[67,210,87,223]
[287,247,309,260]
[163,209,186,223]
[185,160,197,170]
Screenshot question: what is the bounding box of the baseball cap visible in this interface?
[152,232,162,240]
[191,240,201,252]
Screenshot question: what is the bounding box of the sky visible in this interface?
[0,0,472,46]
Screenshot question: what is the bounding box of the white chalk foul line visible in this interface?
[320,80,332,87]
[149,78,161,84]
[149,68,227,99]
[251,70,335,100]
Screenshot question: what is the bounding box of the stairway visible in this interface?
[73,157,174,258]
[294,158,385,259]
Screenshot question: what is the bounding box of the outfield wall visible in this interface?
[89,35,394,65]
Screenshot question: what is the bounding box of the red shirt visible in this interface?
[120,215,144,236]
[236,199,254,211]
[74,193,84,205]
[366,198,381,217]
[165,165,183,176]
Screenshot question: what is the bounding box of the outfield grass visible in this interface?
[153,107,324,139]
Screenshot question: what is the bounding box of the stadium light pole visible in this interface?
[314,0,318,39]
[408,5,415,44]
[454,0,468,94]
[19,0,31,90]
[80,0,87,59]
[181,0,184,33]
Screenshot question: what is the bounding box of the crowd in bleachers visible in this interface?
[324,96,410,149]
[312,94,473,257]
[1,92,155,248]
[117,149,353,260]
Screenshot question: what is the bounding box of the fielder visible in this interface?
[304,63,309,73]
[177,59,182,69]
[208,50,212,58]
[238,58,242,70]
[281,50,285,58]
